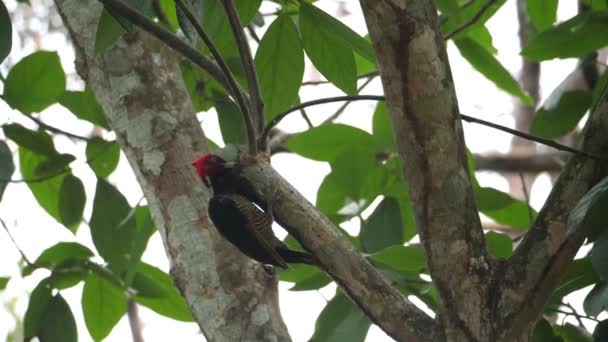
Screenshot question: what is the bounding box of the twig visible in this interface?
[27,115,91,142]
[0,218,35,266]
[246,25,261,44]
[459,114,605,161]
[564,302,586,327]
[222,0,265,140]
[127,299,144,342]
[174,0,256,154]
[321,74,377,124]
[519,172,533,224]
[261,95,607,161]
[302,71,379,86]
[549,307,600,323]
[0,139,115,183]
[260,95,384,146]
[97,0,238,99]
[299,109,313,128]
[444,0,498,40]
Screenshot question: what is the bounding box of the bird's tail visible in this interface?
[281,249,317,266]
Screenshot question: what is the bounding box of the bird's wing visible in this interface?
[217,194,289,268]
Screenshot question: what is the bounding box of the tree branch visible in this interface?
[261,94,601,162]
[222,0,264,138]
[474,152,565,173]
[360,1,488,340]
[54,0,289,339]
[96,0,242,102]
[236,154,439,341]
[27,115,91,141]
[499,87,608,341]
[174,0,256,154]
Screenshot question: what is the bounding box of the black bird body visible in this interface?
[193,153,315,269]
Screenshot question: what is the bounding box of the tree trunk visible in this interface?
[53,0,290,340]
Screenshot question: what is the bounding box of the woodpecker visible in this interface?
[192,149,316,268]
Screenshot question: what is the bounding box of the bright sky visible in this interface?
[0,0,598,341]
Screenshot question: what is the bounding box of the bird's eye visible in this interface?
[210,156,217,162]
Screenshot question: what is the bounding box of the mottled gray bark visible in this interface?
[360,1,492,340]
[500,91,608,341]
[359,0,608,341]
[53,0,290,340]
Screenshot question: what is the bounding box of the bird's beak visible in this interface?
[223,162,236,168]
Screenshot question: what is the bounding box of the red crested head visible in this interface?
[192,154,228,179]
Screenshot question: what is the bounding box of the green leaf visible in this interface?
[554,323,592,342]
[467,25,497,54]
[484,231,512,258]
[549,258,599,304]
[198,0,261,57]
[475,186,536,230]
[3,123,57,156]
[530,91,591,139]
[360,197,404,253]
[24,279,53,338]
[82,272,127,341]
[370,245,427,274]
[0,0,11,64]
[289,272,332,291]
[59,175,86,228]
[94,9,126,55]
[372,102,395,151]
[22,242,94,276]
[38,294,77,342]
[48,268,89,289]
[158,0,179,30]
[0,277,8,290]
[255,14,304,120]
[0,140,15,201]
[330,147,382,202]
[531,318,556,342]
[567,176,608,239]
[592,235,608,281]
[584,282,608,316]
[86,138,121,178]
[455,37,532,105]
[311,291,371,342]
[215,97,246,145]
[299,3,357,94]
[316,171,351,223]
[34,153,76,178]
[277,263,331,291]
[286,124,376,162]
[19,148,67,228]
[527,0,558,32]
[522,12,608,60]
[89,178,137,273]
[59,87,109,129]
[594,320,608,341]
[436,0,459,14]
[124,206,156,285]
[3,51,66,114]
[299,2,375,63]
[441,0,507,39]
[133,262,193,321]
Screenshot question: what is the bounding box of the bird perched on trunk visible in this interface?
[192,147,316,269]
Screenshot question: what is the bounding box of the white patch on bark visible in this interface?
[251,304,270,326]
[167,195,232,333]
[143,151,165,176]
